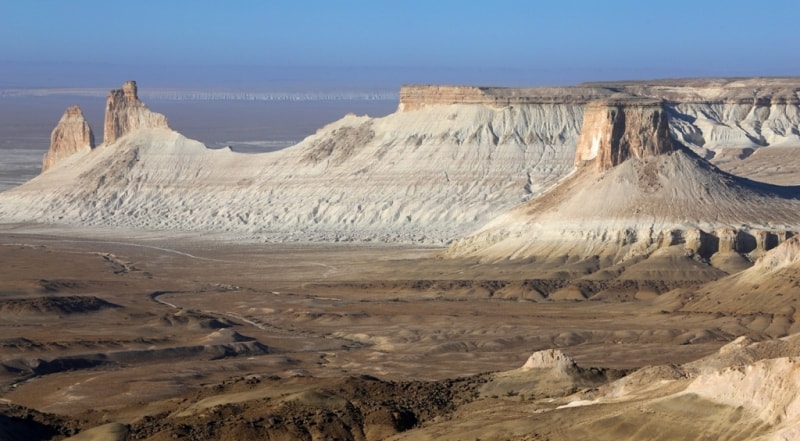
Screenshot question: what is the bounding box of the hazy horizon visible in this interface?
[3,1,798,90]
[2,0,798,191]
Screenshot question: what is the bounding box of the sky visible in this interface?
[1,0,799,89]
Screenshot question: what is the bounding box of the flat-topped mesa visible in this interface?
[398,79,800,113]
[583,77,800,105]
[103,80,169,145]
[574,98,673,171]
[398,85,615,111]
[42,105,95,172]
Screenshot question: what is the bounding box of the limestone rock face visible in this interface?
[398,85,611,112]
[574,99,673,171]
[42,105,95,172]
[103,81,168,145]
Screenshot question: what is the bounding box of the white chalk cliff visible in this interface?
[0,82,583,243]
[2,79,800,255]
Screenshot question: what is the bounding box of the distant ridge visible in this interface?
[0,88,398,101]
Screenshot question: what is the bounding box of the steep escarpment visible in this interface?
[448,89,800,265]
[3,78,800,248]
[398,85,612,111]
[574,98,673,170]
[400,79,800,154]
[103,80,169,145]
[585,78,800,156]
[41,106,95,172]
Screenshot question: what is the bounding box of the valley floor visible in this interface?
[0,223,784,440]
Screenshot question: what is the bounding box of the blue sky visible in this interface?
[2,0,798,88]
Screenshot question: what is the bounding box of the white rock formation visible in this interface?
[2,79,800,250]
[446,83,800,263]
[0,82,581,243]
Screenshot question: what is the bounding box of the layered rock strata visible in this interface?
[3,79,800,256]
[103,80,168,145]
[447,81,800,263]
[574,99,673,171]
[41,106,95,172]
[398,85,611,111]
[401,79,800,155]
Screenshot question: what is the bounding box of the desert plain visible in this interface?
[3,78,800,440]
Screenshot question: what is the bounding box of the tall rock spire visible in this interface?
[42,105,95,172]
[103,80,169,145]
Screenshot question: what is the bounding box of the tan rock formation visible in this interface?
[42,105,95,172]
[574,99,673,171]
[398,79,800,114]
[103,80,168,145]
[398,85,612,111]
[715,228,738,253]
[521,349,577,371]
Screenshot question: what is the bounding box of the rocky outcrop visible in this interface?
[521,349,578,372]
[574,99,673,171]
[103,80,168,145]
[683,227,791,258]
[42,105,95,172]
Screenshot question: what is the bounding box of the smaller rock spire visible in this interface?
[42,105,95,172]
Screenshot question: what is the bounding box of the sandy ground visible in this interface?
[0,224,783,440]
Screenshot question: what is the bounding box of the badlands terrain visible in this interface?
[2,78,800,440]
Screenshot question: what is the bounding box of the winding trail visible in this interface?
[56,238,230,262]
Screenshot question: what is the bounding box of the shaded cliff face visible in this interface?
[42,105,95,172]
[103,80,169,145]
[574,99,673,171]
